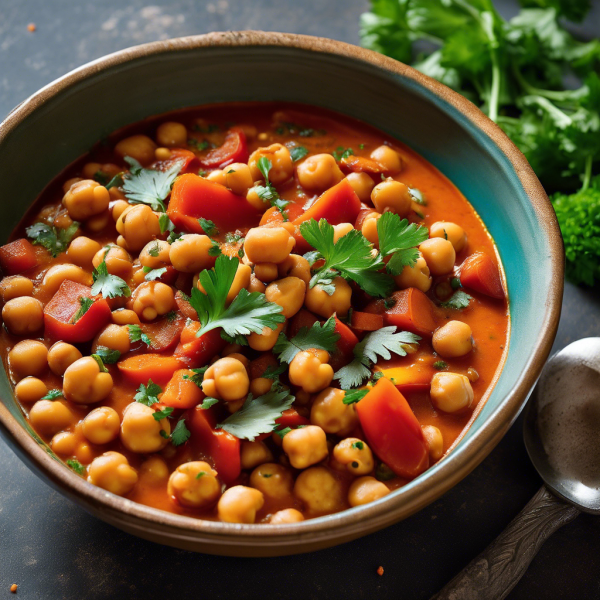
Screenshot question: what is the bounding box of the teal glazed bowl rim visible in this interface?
[0,31,563,556]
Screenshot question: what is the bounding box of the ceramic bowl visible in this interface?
[0,32,563,556]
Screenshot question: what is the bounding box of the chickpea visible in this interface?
[8,340,47,378]
[75,442,94,464]
[156,121,187,147]
[14,377,48,403]
[169,234,214,273]
[29,399,77,436]
[311,388,358,436]
[277,254,310,285]
[370,145,403,174]
[86,210,111,233]
[115,134,157,166]
[67,236,102,268]
[430,372,474,413]
[139,240,171,269]
[63,177,82,193]
[304,277,352,319]
[294,466,344,515]
[81,406,120,445]
[41,264,92,296]
[289,350,334,394]
[265,277,306,319]
[111,200,129,221]
[296,154,344,192]
[130,281,175,321]
[112,309,140,326]
[82,162,102,179]
[332,222,354,243]
[51,431,77,456]
[63,356,113,405]
[247,322,284,352]
[270,508,304,524]
[371,180,412,216]
[361,213,380,245]
[168,461,221,509]
[225,163,254,196]
[250,463,295,501]
[246,186,269,212]
[47,342,82,376]
[430,221,467,253]
[348,476,390,507]
[0,276,33,303]
[217,485,265,524]
[116,204,161,252]
[202,357,249,401]
[2,297,44,336]
[253,262,279,283]
[422,425,444,461]
[139,456,169,486]
[249,377,273,397]
[248,144,293,184]
[333,438,374,475]
[241,440,274,470]
[87,451,138,496]
[91,324,131,356]
[394,252,432,293]
[92,245,132,277]
[206,169,227,186]
[120,402,170,453]
[433,321,473,358]
[222,343,244,356]
[62,179,110,221]
[248,273,266,293]
[346,172,375,202]
[244,227,295,264]
[282,426,328,469]
[419,238,456,276]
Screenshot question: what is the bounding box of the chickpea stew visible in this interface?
[0,103,508,524]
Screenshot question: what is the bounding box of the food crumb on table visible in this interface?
[10,583,18,593]
[377,566,384,576]
[27,23,36,32]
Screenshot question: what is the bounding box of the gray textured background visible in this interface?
[1,1,600,598]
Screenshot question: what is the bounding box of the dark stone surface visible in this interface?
[1,0,599,598]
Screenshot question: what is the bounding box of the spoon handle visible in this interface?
[431,486,579,600]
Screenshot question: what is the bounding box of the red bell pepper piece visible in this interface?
[117,354,184,387]
[275,407,311,429]
[351,311,384,332]
[167,149,201,174]
[356,377,429,479]
[377,365,435,394]
[174,321,226,368]
[160,369,205,409]
[0,239,38,275]
[459,252,505,299]
[139,311,186,352]
[329,316,359,371]
[367,289,437,337]
[198,127,248,169]
[44,280,111,343]
[167,173,262,233]
[188,405,241,485]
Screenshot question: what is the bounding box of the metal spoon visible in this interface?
[432,337,600,600]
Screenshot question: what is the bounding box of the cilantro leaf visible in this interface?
[182,366,208,388]
[106,173,124,190]
[144,267,167,281]
[170,418,191,446]
[216,389,295,441]
[41,389,63,400]
[128,324,152,346]
[332,146,354,161]
[26,221,79,258]
[72,296,93,323]
[434,360,448,370]
[377,212,429,275]
[289,146,309,161]
[122,158,183,212]
[343,388,369,405]
[66,459,86,475]
[440,290,473,309]
[334,360,372,390]
[190,254,284,338]
[91,261,131,299]
[198,218,219,237]
[94,346,121,364]
[220,331,249,346]
[262,364,287,380]
[91,354,109,373]
[153,406,174,421]
[199,397,220,409]
[300,218,393,298]
[134,380,162,406]
[273,316,340,364]
[159,213,175,234]
[208,240,222,257]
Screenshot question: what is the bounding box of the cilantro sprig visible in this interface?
[26,221,79,258]
[128,324,152,346]
[440,290,473,310]
[274,317,340,364]
[377,212,429,275]
[190,254,285,339]
[91,261,131,299]
[253,157,290,215]
[135,380,162,406]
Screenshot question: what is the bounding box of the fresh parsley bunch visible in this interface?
[360,0,600,285]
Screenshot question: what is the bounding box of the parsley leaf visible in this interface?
[332,146,354,161]
[122,157,183,212]
[72,296,93,323]
[352,441,365,450]
[440,290,473,309]
[144,267,167,281]
[289,146,309,161]
[199,397,220,409]
[273,316,340,364]
[66,459,86,475]
[153,406,174,421]
[128,324,152,346]
[377,212,429,275]
[262,364,288,380]
[159,213,175,234]
[300,218,393,298]
[334,326,421,389]
[41,389,63,400]
[216,389,295,441]
[94,346,121,364]
[170,418,191,446]
[91,261,131,299]
[198,218,219,237]
[91,354,109,373]
[434,360,449,370]
[208,240,222,257]
[254,157,290,216]
[134,380,162,406]
[343,389,369,405]
[182,366,208,387]
[26,221,79,258]
[190,254,285,338]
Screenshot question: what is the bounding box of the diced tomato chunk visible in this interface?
[459,252,505,299]
[329,316,358,371]
[139,312,186,352]
[198,127,248,169]
[160,369,205,409]
[356,377,429,479]
[174,322,226,368]
[43,280,111,343]
[276,408,310,428]
[0,239,38,275]
[117,354,184,387]
[167,173,262,233]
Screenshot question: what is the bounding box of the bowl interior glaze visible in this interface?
[0,32,562,556]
